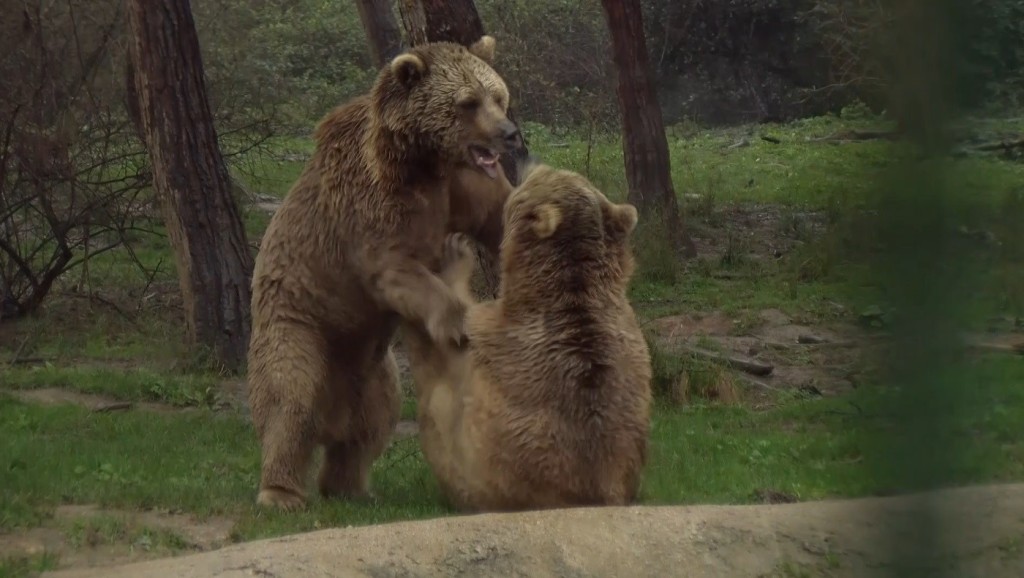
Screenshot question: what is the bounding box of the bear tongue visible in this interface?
[475,152,499,180]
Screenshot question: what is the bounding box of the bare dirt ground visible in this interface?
[647,307,869,402]
[0,505,234,572]
[41,483,1024,578]
[7,388,199,414]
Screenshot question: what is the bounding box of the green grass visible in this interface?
[2,352,1021,543]
[1,365,223,408]
[2,113,1023,573]
[0,554,59,578]
[0,393,445,540]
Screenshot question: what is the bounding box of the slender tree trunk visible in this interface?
[395,0,531,298]
[126,0,254,373]
[600,0,697,258]
[355,0,404,65]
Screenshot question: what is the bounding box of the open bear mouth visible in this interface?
[469,145,500,180]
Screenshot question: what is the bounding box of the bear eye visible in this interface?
[457,97,480,111]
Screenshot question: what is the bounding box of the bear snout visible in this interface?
[498,120,524,152]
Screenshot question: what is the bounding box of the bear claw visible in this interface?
[442,233,474,265]
[256,488,307,511]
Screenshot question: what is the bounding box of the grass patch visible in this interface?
[60,513,194,553]
[0,393,445,541]
[0,554,59,578]
[644,355,1024,504]
[2,352,1021,544]
[2,365,223,408]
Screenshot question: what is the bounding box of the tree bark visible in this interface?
[355,0,405,65]
[600,0,697,258]
[125,0,254,373]
[395,0,530,298]
[415,0,486,45]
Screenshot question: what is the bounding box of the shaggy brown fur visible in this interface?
[247,36,521,511]
[402,162,653,513]
[448,161,513,256]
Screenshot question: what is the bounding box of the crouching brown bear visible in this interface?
[246,36,521,511]
[401,162,654,512]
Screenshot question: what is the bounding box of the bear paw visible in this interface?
[442,233,475,267]
[256,487,307,511]
[440,233,476,286]
[426,296,468,349]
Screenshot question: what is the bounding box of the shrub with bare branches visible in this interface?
[0,0,280,321]
[0,0,152,320]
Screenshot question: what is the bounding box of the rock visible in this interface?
[43,484,1024,578]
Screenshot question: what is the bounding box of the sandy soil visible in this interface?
[42,483,1024,578]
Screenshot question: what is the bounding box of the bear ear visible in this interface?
[603,202,639,238]
[468,35,497,64]
[530,203,562,239]
[390,53,427,88]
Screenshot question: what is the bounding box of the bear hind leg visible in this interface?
[317,350,401,500]
[256,410,317,511]
[249,323,328,511]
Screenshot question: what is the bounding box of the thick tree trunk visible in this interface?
[416,0,486,45]
[355,0,404,65]
[600,0,697,258]
[395,0,530,298]
[126,0,254,373]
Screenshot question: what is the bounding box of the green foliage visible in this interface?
[195,0,377,130]
[805,0,1024,114]
[960,0,1024,109]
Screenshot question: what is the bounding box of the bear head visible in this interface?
[371,36,522,180]
[498,160,639,299]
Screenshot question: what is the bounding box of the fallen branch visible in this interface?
[7,356,49,366]
[725,138,750,150]
[965,137,1024,153]
[683,345,774,376]
[965,340,1024,356]
[739,375,780,392]
[808,129,901,143]
[93,401,134,413]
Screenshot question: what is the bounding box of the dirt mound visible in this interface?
[44,484,1024,578]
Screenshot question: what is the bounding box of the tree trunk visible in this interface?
[125,0,254,373]
[415,0,486,45]
[355,0,405,65]
[600,0,697,258]
[395,0,529,298]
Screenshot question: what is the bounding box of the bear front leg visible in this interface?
[318,350,401,500]
[367,258,467,348]
[439,233,479,307]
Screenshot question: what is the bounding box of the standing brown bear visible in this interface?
[402,162,653,512]
[247,36,521,511]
